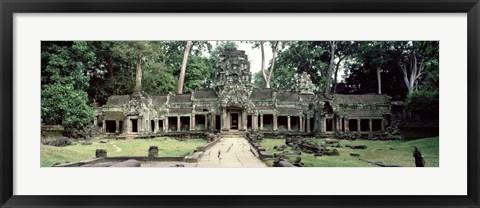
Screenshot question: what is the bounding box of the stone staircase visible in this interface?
[221,130,247,139]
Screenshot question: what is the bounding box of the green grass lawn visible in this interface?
[261,137,439,167]
[41,137,207,167]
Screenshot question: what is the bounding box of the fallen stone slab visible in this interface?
[259,151,273,159]
[110,159,141,167]
[359,158,401,167]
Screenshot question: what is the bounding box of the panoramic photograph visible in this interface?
[41,41,439,167]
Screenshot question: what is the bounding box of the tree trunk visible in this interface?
[265,41,280,89]
[325,41,336,93]
[377,66,382,94]
[177,41,193,94]
[134,53,142,92]
[332,56,345,93]
[260,41,268,88]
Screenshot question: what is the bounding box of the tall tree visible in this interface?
[177,41,193,94]
[325,41,336,93]
[261,41,280,88]
[41,41,95,128]
[112,41,161,92]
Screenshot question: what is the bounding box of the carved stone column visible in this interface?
[242,111,247,130]
[287,116,291,131]
[273,114,278,131]
[307,117,311,132]
[260,114,264,130]
[222,108,228,130]
[357,119,361,132]
[191,114,196,131]
[177,116,181,132]
[369,119,373,132]
[164,119,168,133]
[102,120,106,133]
[344,118,349,132]
[253,114,258,130]
[115,121,120,133]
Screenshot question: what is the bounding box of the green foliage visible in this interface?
[41,42,95,128]
[405,90,439,118]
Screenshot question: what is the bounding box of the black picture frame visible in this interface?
[1,0,479,207]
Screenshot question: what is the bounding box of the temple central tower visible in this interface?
[215,48,255,131]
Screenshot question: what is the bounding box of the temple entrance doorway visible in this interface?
[230,113,239,129]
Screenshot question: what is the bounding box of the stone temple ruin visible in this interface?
[94,48,393,139]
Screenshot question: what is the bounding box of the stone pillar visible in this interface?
[313,113,319,132]
[260,114,264,130]
[177,116,181,132]
[307,117,311,132]
[344,118,349,132]
[222,108,228,130]
[164,119,168,133]
[320,118,325,132]
[102,120,106,133]
[205,115,209,130]
[381,119,385,131]
[211,113,215,130]
[287,116,291,131]
[357,119,361,132]
[273,114,278,131]
[242,111,247,130]
[369,119,373,132]
[191,114,196,131]
[115,121,120,133]
[123,118,128,134]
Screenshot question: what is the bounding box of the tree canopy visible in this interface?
[41,41,439,128]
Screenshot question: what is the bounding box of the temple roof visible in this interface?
[276,107,303,115]
[332,94,390,105]
[105,95,129,107]
[151,95,167,106]
[170,94,191,103]
[276,90,299,102]
[168,108,192,114]
[193,89,217,100]
[342,109,388,118]
[250,88,274,100]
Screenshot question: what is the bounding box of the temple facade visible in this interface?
[96,48,392,138]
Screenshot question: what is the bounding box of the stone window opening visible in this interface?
[131,119,138,133]
[215,115,221,130]
[309,117,314,132]
[247,115,252,129]
[360,119,370,132]
[105,120,116,133]
[158,120,164,131]
[151,120,155,132]
[372,119,382,131]
[278,116,288,131]
[323,102,333,114]
[291,116,300,131]
[180,116,190,131]
[118,121,123,132]
[195,115,206,130]
[326,118,334,132]
[349,119,358,131]
[168,117,177,131]
[263,114,273,130]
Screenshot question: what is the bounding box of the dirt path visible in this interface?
[195,137,267,168]
[111,143,122,153]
